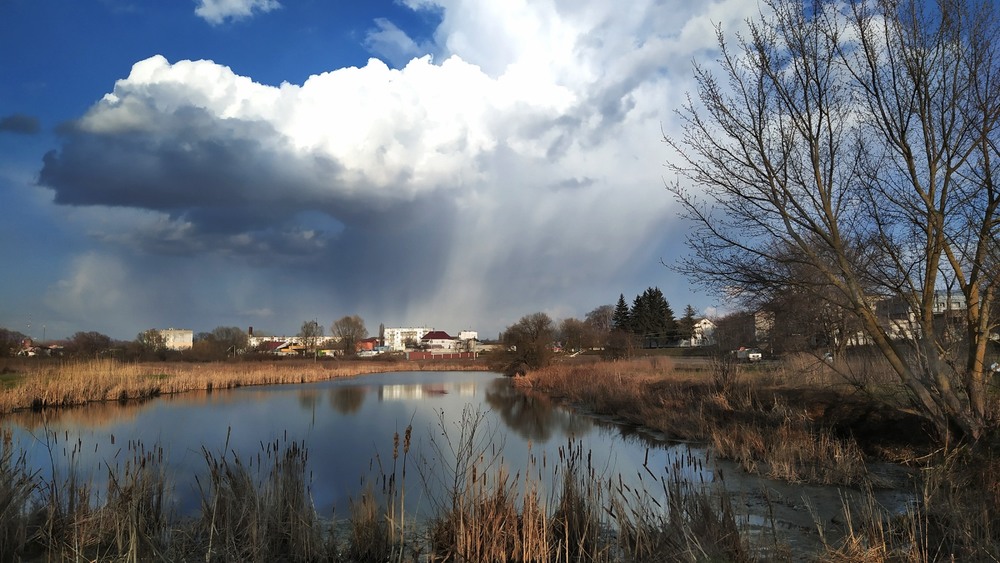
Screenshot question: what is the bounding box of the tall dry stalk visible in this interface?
[345,485,393,561]
[101,440,169,562]
[0,430,35,563]
[551,440,604,562]
[422,407,618,562]
[196,430,327,562]
[33,426,103,560]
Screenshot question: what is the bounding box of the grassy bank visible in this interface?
[518,356,930,483]
[518,355,1000,560]
[0,357,490,414]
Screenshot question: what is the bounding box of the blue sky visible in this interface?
[1,0,754,341]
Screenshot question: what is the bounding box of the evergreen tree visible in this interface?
[678,304,698,342]
[607,294,635,360]
[612,294,631,331]
[653,288,677,343]
[630,291,652,336]
[630,287,677,347]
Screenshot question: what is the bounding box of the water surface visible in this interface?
[4,371,708,515]
[2,370,910,555]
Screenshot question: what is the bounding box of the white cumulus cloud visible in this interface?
[194,0,280,25]
[39,0,758,337]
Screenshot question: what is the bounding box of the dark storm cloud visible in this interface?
[39,106,379,261]
[0,114,40,135]
[36,100,459,314]
[40,108,339,223]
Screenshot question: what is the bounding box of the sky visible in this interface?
[0,0,756,342]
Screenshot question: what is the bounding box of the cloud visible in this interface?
[0,114,40,135]
[365,18,433,68]
[194,0,280,25]
[36,0,758,336]
[45,253,133,321]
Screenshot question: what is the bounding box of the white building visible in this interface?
[421,330,458,350]
[691,319,716,346]
[383,327,433,351]
[932,290,967,314]
[247,335,340,348]
[160,329,193,351]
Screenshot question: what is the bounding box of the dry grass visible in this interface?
[0,427,330,561]
[100,441,169,561]
[194,431,326,562]
[524,357,876,486]
[608,475,755,563]
[16,431,172,562]
[0,357,489,414]
[523,355,1000,560]
[345,485,394,562]
[0,430,34,563]
[416,406,757,563]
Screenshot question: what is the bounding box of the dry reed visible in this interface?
[10,414,996,561]
[0,430,34,563]
[195,430,326,562]
[0,357,489,414]
[527,357,876,487]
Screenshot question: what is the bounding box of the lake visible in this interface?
[1,370,910,555]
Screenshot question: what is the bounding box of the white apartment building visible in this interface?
[247,335,340,348]
[383,327,433,351]
[160,329,193,351]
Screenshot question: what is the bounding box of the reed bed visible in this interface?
[607,474,755,563]
[0,430,34,563]
[815,451,1000,563]
[20,429,171,562]
[194,432,324,562]
[522,355,1000,560]
[371,407,762,562]
[0,357,489,414]
[524,357,888,486]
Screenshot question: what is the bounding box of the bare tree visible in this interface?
[68,331,113,358]
[585,304,614,346]
[212,326,248,352]
[332,315,367,356]
[135,329,166,359]
[558,317,590,352]
[666,0,1000,441]
[0,328,28,357]
[713,312,758,353]
[501,312,556,375]
[299,320,324,359]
